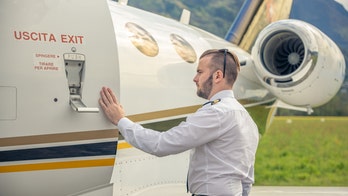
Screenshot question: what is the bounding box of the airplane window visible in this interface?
[125,22,159,57]
[170,34,197,63]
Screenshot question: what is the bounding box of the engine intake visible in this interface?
[252,19,345,108]
[262,31,304,76]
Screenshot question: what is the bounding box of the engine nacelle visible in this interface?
[252,19,345,108]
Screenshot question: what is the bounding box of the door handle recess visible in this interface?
[64,53,99,113]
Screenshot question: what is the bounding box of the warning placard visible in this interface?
[33,53,61,71]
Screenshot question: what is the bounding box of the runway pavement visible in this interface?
[250,186,348,196]
[121,184,348,196]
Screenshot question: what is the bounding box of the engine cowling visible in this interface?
[252,19,346,108]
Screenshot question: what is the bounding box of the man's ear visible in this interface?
[214,70,224,81]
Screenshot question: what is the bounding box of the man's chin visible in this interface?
[197,91,207,99]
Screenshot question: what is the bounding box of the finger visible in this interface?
[99,98,106,109]
[100,88,110,105]
[102,87,115,105]
[107,87,118,104]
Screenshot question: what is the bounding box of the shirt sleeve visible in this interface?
[117,107,222,157]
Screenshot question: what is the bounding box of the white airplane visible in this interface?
[0,0,345,195]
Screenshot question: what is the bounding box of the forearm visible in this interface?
[117,117,164,156]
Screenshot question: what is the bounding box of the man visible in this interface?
[99,49,259,196]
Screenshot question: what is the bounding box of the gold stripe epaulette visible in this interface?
[203,99,221,106]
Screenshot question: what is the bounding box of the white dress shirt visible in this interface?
[117,90,259,196]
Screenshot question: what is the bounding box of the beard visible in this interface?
[196,74,213,99]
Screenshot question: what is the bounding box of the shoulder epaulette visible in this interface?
[203,99,221,106]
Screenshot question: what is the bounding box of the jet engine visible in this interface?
[252,19,345,109]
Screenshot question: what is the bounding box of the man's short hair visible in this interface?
[200,49,240,85]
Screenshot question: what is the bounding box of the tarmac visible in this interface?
[125,184,348,196]
[250,186,348,196]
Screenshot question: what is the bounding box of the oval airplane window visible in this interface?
[170,34,197,63]
[125,22,159,57]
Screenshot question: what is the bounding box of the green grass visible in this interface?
[140,116,348,186]
[255,116,348,186]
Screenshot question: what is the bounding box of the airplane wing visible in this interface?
[226,0,293,52]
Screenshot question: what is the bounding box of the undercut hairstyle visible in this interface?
[200,49,240,86]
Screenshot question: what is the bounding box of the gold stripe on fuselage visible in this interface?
[127,105,201,122]
[0,129,118,147]
[0,158,115,173]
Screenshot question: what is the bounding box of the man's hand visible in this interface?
[99,87,125,125]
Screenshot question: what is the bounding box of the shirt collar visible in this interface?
[203,90,234,106]
[209,90,234,101]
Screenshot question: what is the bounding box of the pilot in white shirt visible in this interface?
[99,49,259,196]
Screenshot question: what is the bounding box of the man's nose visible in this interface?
[193,74,198,82]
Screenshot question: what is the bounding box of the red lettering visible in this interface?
[61,34,68,43]
[34,66,43,70]
[13,31,21,40]
[44,66,58,71]
[40,33,48,41]
[31,32,38,41]
[13,31,57,42]
[36,53,56,58]
[23,31,30,40]
[68,35,75,43]
[76,35,84,44]
[39,62,53,66]
[49,34,56,42]
[61,34,84,44]
[14,31,83,44]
